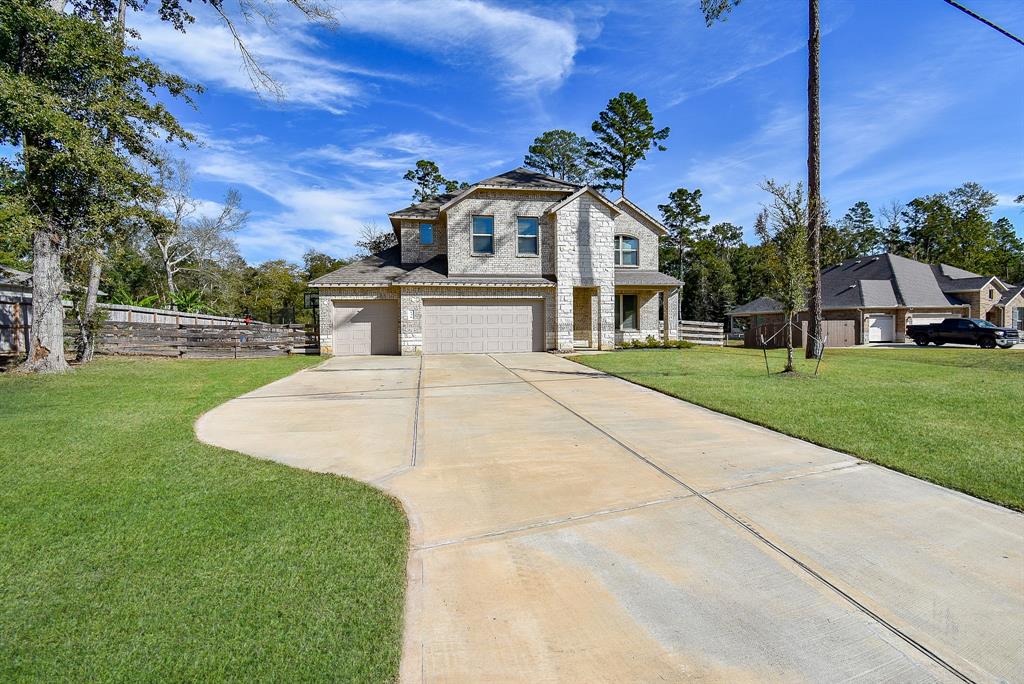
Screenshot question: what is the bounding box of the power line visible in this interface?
[941,0,1024,47]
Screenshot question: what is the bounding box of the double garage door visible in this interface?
[331,298,544,355]
[422,299,544,354]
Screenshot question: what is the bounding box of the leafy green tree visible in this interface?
[757,180,811,372]
[523,129,597,185]
[402,160,467,203]
[589,92,669,196]
[1,0,195,372]
[658,188,709,283]
[303,249,349,282]
[839,201,882,256]
[990,218,1024,284]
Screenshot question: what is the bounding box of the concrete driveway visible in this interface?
[196,353,1023,683]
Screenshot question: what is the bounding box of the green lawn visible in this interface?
[573,347,1024,510]
[0,357,408,682]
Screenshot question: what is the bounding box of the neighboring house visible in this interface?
[310,168,681,355]
[727,253,1024,345]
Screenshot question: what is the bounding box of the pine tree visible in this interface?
[589,92,669,196]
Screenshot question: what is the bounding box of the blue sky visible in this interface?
[130,0,1024,263]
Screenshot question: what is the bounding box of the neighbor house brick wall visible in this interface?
[400,219,446,264]
[554,193,616,351]
[445,190,562,277]
[317,287,399,354]
[612,207,659,270]
[397,285,556,355]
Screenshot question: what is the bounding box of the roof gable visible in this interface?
[437,167,578,212]
[545,186,621,217]
[613,197,668,235]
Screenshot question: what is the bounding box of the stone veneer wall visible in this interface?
[445,190,562,276]
[317,287,399,354]
[400,219,446,264]
[397,285,556,355]
[612,207,659,271]
[554,194,616,351]
[615,289,662,344]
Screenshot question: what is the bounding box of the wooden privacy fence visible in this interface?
[79,321,307,358]
[678,320,725,346]
[745,319,856,348]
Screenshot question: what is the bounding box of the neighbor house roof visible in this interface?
[930,262,1000,293]
[997,283,1024,306]
[0,265,31,288]
[613,197,668,235]
[820,253,965,308]
[614,270,681,287]
[728,296,784,316]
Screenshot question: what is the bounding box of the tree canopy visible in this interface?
[402,160,467,203]
[589,92,669,196]
[522,129,597,185]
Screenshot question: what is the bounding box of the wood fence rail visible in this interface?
[678,320,725,346]
[70,321,307,359]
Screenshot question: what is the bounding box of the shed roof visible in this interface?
[614,270,681,287]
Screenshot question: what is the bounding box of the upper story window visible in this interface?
[419,222,433,245]
[989,288,995,300]
[472,215,494,255]
[614,235,639,267]
[517,217,539,256]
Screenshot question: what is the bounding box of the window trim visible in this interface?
[471,215,495,256]
[419,222,434,246]
[615,293,639,331]
[614,234,640,268]
[516,216,540,257]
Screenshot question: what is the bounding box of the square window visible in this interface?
[472,215,494,254]
[517,217,539,255]
[419,223,433,245]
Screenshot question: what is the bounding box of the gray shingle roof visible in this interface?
[0,265,31,287]
[475,167,580,191]
[728,297,783,316]
[614,270,682,287]
[998,284,1024,306]
[821,254,963,308]
[309,247,409,286]
[388,194,455,220]
[395,256,554,286]
[930,263,994,292]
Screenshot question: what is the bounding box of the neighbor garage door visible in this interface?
[866,314,894,342]
[332,299,399,355]
[422,299,544,354]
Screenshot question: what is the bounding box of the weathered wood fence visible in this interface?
[83,321,308,358]
[677,320,725,346]
[745,319,856,348]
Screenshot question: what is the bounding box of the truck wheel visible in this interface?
[933,341,945,346]
[980,337,996,349]
[914,338,929,346]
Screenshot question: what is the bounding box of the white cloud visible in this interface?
[131,10,378,113]
[334,0,580,92]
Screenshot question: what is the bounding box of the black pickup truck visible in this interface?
[906,318,1021,349]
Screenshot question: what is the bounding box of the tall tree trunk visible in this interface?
[76,256,102,362]
[22,227,70,373]
[805,0,823,359]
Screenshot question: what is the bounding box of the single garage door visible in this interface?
[422,299,544,354]
[866,314,894,343]
[332,300,399,355]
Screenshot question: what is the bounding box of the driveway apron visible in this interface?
[196,353,1024,683]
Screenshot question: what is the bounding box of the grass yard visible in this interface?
[573,346,1024,510]
[0,357,408,682]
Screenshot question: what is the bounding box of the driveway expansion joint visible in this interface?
[485,353,974,684]
[410,355,424,468]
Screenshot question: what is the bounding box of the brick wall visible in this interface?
[612,206,659,270]
[614,288,661,344]
[400,219,446,264]
[445,190,562,276]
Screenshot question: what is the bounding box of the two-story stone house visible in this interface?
[310,168,681,355]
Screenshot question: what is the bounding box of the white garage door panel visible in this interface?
[423,299,543,354]
[866,315,894,343]
[332,300,399,355]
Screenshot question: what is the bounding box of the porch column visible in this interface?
[598,285,615,350]
[556,283,575,352]
[666,288,679,341]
